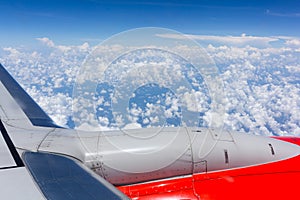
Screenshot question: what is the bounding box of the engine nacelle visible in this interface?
[82,127,300,185]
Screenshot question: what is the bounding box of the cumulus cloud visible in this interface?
[36,37,55,47]
[123,123,142,130]
[3,47,21,55]
[285,39,300,47]
[1,37,92,127]
[1,36,300,137]
[209,45,300,135]
[36,37,91,52]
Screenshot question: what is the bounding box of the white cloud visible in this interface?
[285,39,300,47]
[156,33,280,47]
[79,42,90,51]
[123,123,142,130]
[36,37,55,47]
[2,36,300,136]
[3,47,20,55]
[36,37,92,53]
[75,122,116,131]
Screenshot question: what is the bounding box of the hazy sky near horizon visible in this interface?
[0,0,300,46]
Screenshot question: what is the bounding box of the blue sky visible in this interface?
[0,0,299,46]
[1,1,300,135]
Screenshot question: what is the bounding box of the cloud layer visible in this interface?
[157,33,300,48]
[1,35,299,136]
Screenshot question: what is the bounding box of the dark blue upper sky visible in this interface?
[1,0,299,46]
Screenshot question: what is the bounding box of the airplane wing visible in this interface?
[0,63,128,200]
[0,64,60,128]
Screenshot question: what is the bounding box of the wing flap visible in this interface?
[23,151,129,200]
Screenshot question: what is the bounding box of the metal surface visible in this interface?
[24,151,129,200]
[37,126,300,185]
[0,130,15,168]
[118,153,300,200]
[0,167,45,199]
